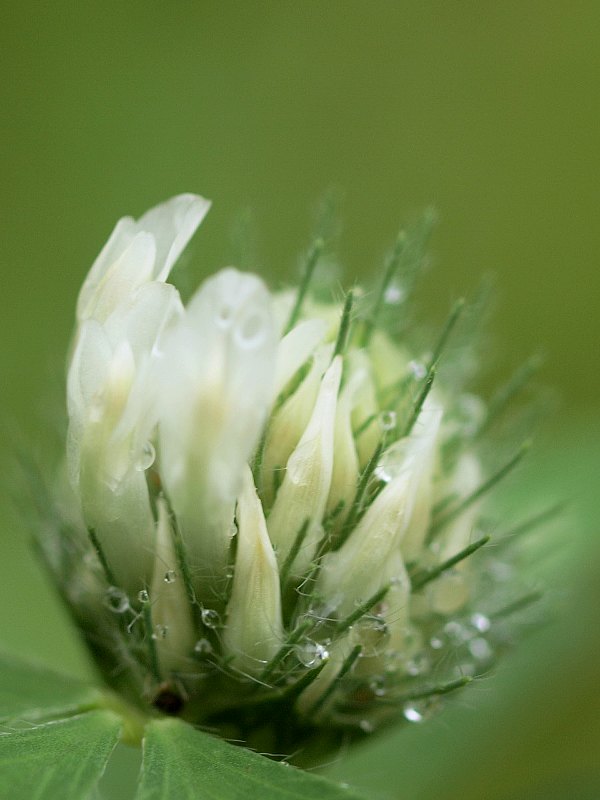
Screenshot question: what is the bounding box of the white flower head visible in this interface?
[51,196,537,751]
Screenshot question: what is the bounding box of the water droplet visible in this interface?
[229,521,238,538]
[369,677,387,697]
[201,608,220,629]
[471,612,491,633]
[405,652,430,677]
[194,638,213,656]
[429,636,444,650]
[403,703,424,723]
[235,309,267,349]
[384,283,405,305]
[294,640,329,668]
[164,570,176,584]
[374,465,393,483]
[104,586,130,614]
[443,620,471,644]
[359,719,374,733]
[356,616,390,657]
[402,698,440,723]
[136,441,156,472]
[138,589,150,604]
[152,624,168,640]
[408,360,427,380]
[215,303,234,328]
[379,410,397,432]
[469,637,493,661]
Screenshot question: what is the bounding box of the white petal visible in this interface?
[260,344,332,507]
[78,231,156,324]
[317,467,414,618]
[77,216,138,322]
[157,268,277,595]
[267,356,342,577]
[436,452,482,562]
[348,350,380,467]
[150,499,196,673]
[326,369,361,517]
[222,466,284,676]
[67,319,112,420]
[137,193,211,281]
[273,319,327,400]
[104,281,184,360]
[398,401,443,561]
[77,194,210,324]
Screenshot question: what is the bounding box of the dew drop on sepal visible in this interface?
[294,639,329,668]
[104,586,130,614]
[194,638,213,656]
[201,608,220,629]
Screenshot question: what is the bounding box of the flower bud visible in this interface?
[222,466,284,676]
[41,196,541,757]
[266,355,342,577]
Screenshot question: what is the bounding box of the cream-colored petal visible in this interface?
[273,319,327,400]
[157,268,277,599]
[222,466,284,676]
[260,344,332,507]
[267,356,342,577]
[150,499,196,673]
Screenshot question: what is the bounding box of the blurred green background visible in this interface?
[1,2,598,798]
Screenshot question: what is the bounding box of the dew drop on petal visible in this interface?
[379,410,397,432]
[136,441,156,472]
[152,624,168,640]
[235,309,268,349]
[215,302,234,329]
[374,465,393,483]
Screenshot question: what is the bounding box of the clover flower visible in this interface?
[41,194,543,754]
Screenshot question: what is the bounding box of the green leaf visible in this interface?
[0,649,102,724]
[136,717,365,800]
[0,710,121,800]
